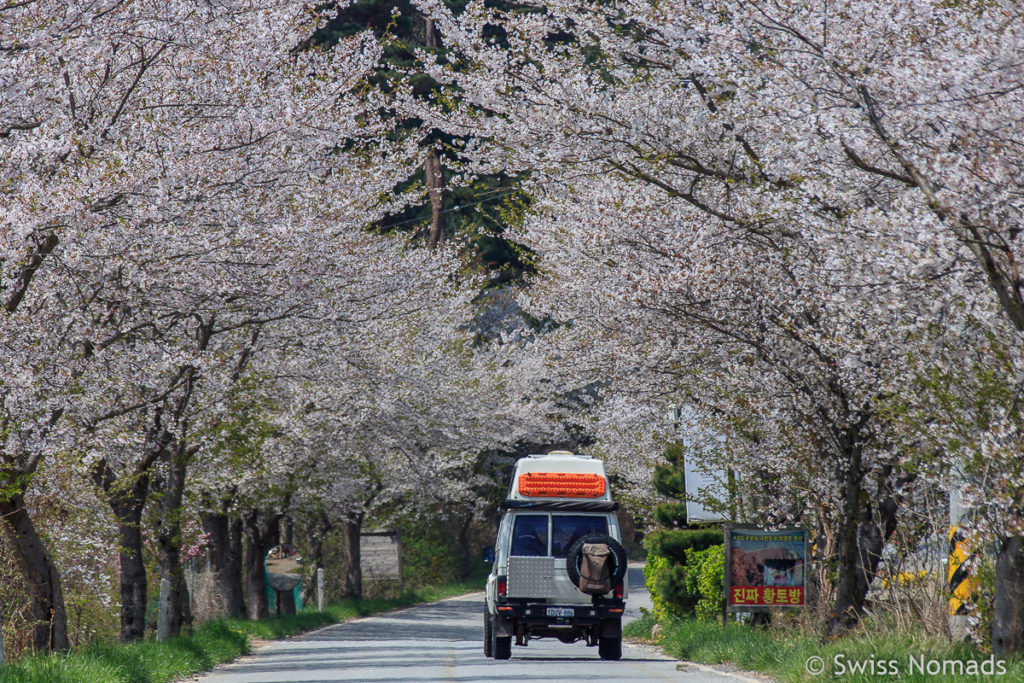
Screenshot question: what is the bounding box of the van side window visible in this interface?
[551,515,609,558]
[511,515,548,556]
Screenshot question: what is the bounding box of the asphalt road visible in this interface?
[190,566,749,683]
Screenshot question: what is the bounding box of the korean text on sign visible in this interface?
[730,586,804,606]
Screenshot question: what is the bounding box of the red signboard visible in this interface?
[725,527,808,611]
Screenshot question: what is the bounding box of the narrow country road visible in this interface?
[189,566,754,683]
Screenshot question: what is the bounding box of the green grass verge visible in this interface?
[0,580,482,683]
[622,609,657,639]
[625,613,1024,682]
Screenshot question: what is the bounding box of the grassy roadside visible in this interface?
[624,612,1024,682]
[0,580,482,683]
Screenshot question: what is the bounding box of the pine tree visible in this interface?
[313,1,534,286]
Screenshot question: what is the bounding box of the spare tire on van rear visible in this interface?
[566,533,627,594]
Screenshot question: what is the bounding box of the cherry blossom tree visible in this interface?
[5,0,1017,656]
[0,0,417,646]
[406,0,1022,640]
[239,269,565,599]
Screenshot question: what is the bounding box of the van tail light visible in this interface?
[497,578,507,598]
[613,582,624,598]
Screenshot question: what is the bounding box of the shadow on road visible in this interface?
[303,599,484,643]
[199,568,679,682]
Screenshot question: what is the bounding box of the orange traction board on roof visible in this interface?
[518,472,606,498]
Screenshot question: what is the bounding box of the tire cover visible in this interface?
[565,533,627,590]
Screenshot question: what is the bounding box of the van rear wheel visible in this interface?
[493,634,512,660]
[483,611,493,657]
[598,636,621,660]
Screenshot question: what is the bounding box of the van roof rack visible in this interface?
[529,450,592,458]
[499,499,618,512]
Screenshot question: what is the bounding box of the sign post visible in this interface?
[725,526,808,616]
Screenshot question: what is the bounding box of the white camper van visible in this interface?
[483,451,628,660]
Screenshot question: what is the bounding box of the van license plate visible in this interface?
[546,607,574,617]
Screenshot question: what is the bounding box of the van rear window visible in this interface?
[551,515,608,557]
[510,515,548,556]
[511,514,609,557]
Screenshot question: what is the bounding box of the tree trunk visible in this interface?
[92,409,172,641]
[806,515,830,611]
[421,15,446,250]
[228,516,245,615]
[824,452,908,639]
[457,512,472,582]
[424,148,446,249]
[243,509,280,620]
[274,514,297,613]
[202,511,246,619]
[277,588,296,616]
[343,514,364,600]
[244,511,268,620]
[154,451,189,637]
[92,457,152,642]
[855,467,907,603]
[302,513,331,607]
[993,536,1024,655]
[281,516,293,546]
[0,493,70,652]
[826,446,865,638]
[112,478,149,642]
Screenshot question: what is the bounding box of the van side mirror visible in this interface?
[483,546,495,563]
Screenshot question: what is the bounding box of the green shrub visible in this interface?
[655,562,698,617]
[646,540,724,620]
[689,544,724,621]
[643,553,676,622]
[393,515,489,590]
[397,521,459,588]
